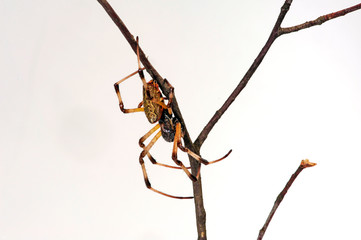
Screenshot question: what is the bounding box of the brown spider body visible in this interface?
[142,79,164,124]
[114,37,231,199]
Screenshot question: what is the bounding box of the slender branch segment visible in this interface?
[195,0,293,148]
[279,3,361,36]
[257,159,316,240]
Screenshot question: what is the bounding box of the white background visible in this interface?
[1,0,361,239]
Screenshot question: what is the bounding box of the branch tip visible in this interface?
[300,159,317,168]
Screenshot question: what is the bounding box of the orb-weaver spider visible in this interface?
[114,37,232,199]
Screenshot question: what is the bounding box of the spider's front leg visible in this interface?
[114,68,146,113]
[148,79,174,117]
[114,36,148,114]
[162,79,175,115]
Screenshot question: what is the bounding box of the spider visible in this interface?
[114,37,232,199]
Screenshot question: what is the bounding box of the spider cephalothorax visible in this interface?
[114,37,231,199]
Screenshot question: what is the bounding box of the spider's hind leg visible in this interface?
[170,122,202,182]
[174,122,232,165]
[138,125,193,199]
[138,124,190,169]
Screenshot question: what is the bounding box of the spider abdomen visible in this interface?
[159,113,179,142]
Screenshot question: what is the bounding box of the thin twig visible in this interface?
[278,3,361,36]
[257,159,317,240]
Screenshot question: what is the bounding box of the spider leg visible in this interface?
[138,101,143,108]
[136,37,174,115]
[175,122,232,165]
[150,92,174,115]
[114,36,149,113]
[145,152,191,170]
[139,158,193,199]
[163,79,174,115]
[151,99,169,111]
[139,129,193,199]
[136,37,148,88]
[171,122,199,182]
[139,124,161,148]
[114,68,146,113]
[139,124,190,169]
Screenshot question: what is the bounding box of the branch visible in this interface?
[194,0,293,148]
[194,1,361,148]
[97,1,207,239]
[257,159,317,240]
[278,3,361,36]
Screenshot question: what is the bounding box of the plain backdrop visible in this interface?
[1,0,361,239]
